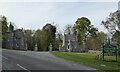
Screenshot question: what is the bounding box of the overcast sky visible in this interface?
[0,1,119,33]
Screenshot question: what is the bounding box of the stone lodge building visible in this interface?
[6,24,25,50]
[59,32,85,52]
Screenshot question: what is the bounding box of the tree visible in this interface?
[97,31,107,46]
[34,29,41,51]
[33,23,56,51]
[101,10,120,55]
[111,31,120,55]
[85,36,97,50]
[0,16,8,48]
[101,10,120,34]
[64,24,72,34]
[56,33,63,45]
[43,23,56,51]
[24,30,35,51]
[35,29,48,51]
[73,17,98,46]
[0,19,1,46]
[55,32,63,50]
[85,31,107,50]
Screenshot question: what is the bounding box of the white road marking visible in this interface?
[2,56,8,60]
[86,68,97,70]
[17,64,31,72]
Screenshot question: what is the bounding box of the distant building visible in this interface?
[59,32,85,52]
[6,24,25,50]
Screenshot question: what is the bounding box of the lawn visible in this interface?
[51,52,119,72]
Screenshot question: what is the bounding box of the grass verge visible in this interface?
[51,52,119,72]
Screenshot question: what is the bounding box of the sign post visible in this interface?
[102,47,105,61]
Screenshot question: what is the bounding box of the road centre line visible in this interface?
[2,56,8,60]
[17,64,31,72]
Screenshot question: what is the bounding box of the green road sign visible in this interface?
[103,48,116,53]
[101,45,118,61]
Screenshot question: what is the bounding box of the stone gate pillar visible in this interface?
[34,44,38,51]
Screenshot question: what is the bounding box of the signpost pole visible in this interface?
[116,46,118,62]
[103,46,104,61]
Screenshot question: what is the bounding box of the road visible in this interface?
[2,49,98,71]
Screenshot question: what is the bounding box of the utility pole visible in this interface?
[118,1,120,10]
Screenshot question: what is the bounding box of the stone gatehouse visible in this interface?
[59,33,85,52]
[6,24,25,50]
